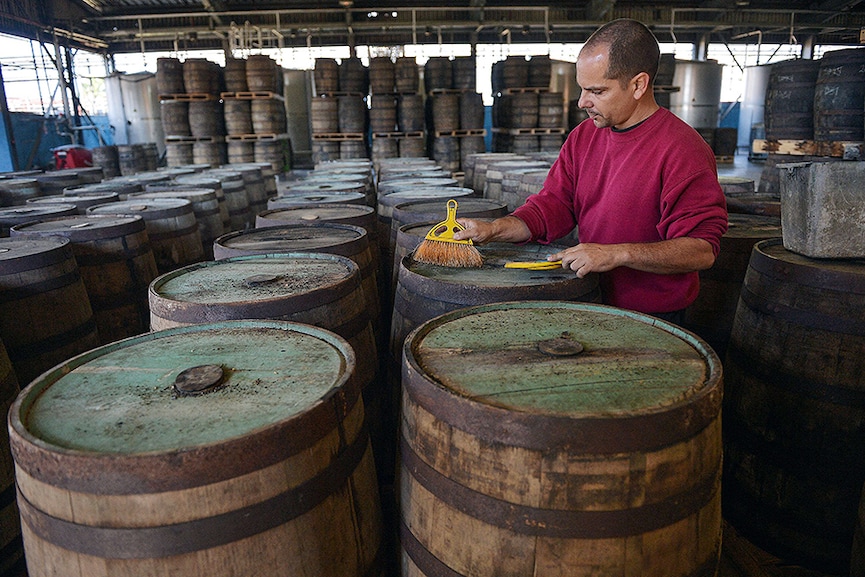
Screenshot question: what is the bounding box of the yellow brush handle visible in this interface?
[424,199,473,245]
[504,260,563,270]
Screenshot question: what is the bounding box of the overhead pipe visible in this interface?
[732,29,762,64]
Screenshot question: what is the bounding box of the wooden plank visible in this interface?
[751,138,865,159]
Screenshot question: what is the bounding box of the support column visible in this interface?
[0,62,19,171]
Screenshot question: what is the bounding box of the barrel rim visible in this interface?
[8,319,360,494]
[402,300,723,454]
[751,238,865,292]
[9,213,146,241]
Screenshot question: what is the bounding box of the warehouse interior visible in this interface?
[1,1,865,577]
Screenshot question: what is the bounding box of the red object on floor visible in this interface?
[53,145,93,169]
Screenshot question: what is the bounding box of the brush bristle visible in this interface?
[413,239,484,268]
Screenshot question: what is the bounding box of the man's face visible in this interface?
[576,46,638,130]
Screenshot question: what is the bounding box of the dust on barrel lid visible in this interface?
[8,320,359,493]
[402,301,722,454]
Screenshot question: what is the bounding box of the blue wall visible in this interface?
[0,113,114,172]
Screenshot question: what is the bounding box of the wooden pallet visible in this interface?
[492,127,565,135]
[752,138,865,160]
[315,91,366,98]
[311,132,365,141]
[220,91,285,101]
[225,133,289,141]
[159,93,218,101]
[433,129,487,138]
[372,131,425,139]
[428,88,473,95]
[498,87,551,95]
[164,135,226,143]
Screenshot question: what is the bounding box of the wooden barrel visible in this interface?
[311,97,339,134]
[251,99,286,134]
[87,198,205,274]
[187,171,249,232]
[340,140,368,159]
[394,57,419,93]
[537,92,564,128]
[338,96,367,133]
[11,215,158,345]
[726,195,782,218]
[254,139,288,172]
[91,145,120,178]
[814,48,865,142]
[134,188,225,259]
[0,336,21,577]
[156,57,184,95]
[431,94,459,132]
[369,57,395,94]
[223,99,253,135]
[484,160,549,202]
[501,55,530,89]
[256,204,380,258]
[35,172,80,195]
[501,167,548,212]
[171,175,232,232]
[26,192,118,215]
[165,142,194,167]
[223,57,248,92]
[339,57,368,94]
[192,141,226,167]
[372,137,399,163]
[312,141,340,165]
[370,95,397,132]
[0,237,99,384]
[160,100,190,137]
[682,214,781,360]
[452,56,476,90]
[723,238,865,574]
[509,92,540,128]
[0,179,41,206]
[400,301,722,577]
[182,59,217,95]
[227,140,255,164]
[284,179,367,198]
[528,54,552,87]
[719,176,756,196]
[314,58,340,93]
[431,136,459,172]
[188,100,224,138]
[8,320,383,577]
[0,205,76,237]
[423,58,452,91]
[246,55,279,92]
[215,165,268,223]
[459,136,486,173]
[399,136,426,158]
[470,153,523,194]
[269,192,366,209]
[397,94,425,132]
[459,91,484,130]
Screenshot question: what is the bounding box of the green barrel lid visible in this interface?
[14,321,354,455]
[406,301,719,418]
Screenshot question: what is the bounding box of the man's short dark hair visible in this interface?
[583,19,661,87]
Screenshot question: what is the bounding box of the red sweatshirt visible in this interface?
[512,107,728,314]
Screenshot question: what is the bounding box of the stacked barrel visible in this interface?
[369,56,426,167]
[311,57,370,164]
[491,55,566,154]
[157,57,226,167]
[222,55,290,172]
[425,56,487,177]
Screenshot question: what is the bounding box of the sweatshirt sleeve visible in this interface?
[658,162,729,258]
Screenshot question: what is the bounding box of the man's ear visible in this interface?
[632,71,651,100]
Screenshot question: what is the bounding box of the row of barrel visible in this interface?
[312,55,478,95]
[156,54,284,97]
[3,152,865,577]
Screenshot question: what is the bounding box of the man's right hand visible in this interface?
[454,216,532,244]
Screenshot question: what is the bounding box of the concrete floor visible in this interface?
[717,150,766,187]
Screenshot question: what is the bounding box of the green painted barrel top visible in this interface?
[408,302,716,416]
[17,322,351,454]
[405,242,579,288]
[151,253,356,305]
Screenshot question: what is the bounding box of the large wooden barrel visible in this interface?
[314,58,340,93]
[397,94,425,132]
[394,57,419,93]
[311,97,339,134]
[8,320,383,577]
[27,192,119,215]
[251,99,286,135]
[312,140,340,165]
[399,136,426,157]
[431,94,459,132]
[338,96,367,133]
[246,55,280,92]
[269,192,366,209]
[369,57,395,94]
[214,165,268,224]
[223,99,253,135]
[90,145,120,178]
[682,214,781,360]
[227,141,255,164]
[431,136,459,172]
[458,91,484,130]
[0,237,99,384]
[372,137,399,163]
[11,215,158,345]
[339,57,368,94]
[188,100,224,138]
[451,56,476,91]
[223,57,247,92]
[156,57,184,95]
[160,100,191,137]
[340,140,367,160]
[814,48,865,142]
[500,55,530,89]
[423,58,452,91]
[764,59,820,141]
[254,139,288,172]
[87,198,205,274]
[0,205,76,237]
[483,159,549,202]
[369,94,398,132]
[0,178,41,206]
[400,301,722,577]
[528,54,552,87]
[165,142,194,167]
[183,59,219,95]
[723,238,865,574]
[0,336,21,577]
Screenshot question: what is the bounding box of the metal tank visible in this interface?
[737,64,771,151]
[669,59,723,129]
[105,72,165,154]
[285,69,312,168]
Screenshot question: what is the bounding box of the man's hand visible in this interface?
[548,237,716,278]
[453,216,532,244]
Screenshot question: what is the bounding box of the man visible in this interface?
[455,19,728,323]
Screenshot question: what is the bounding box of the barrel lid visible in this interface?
[753,238,865,292]
[0,236,71,273]
[259,204,374,222]
[150,253,358,306]
[87,197,193,216]
[724,214,782,238]
[403,242,579,288]
[269,192,366,208]
[380,187,473,201]
[404,301,721,451]
[216,223,364,254]
[12,320,354,455]
[10,214,144,239]
[0,204,76,221]
[135,188,217,202]
[287,181,367,193]
[394,197,507,214]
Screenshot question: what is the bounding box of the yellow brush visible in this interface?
[412,199,484,268]
[504,260,563,270]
